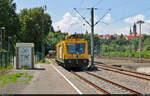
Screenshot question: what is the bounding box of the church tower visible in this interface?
[133,22,137,36]
[130,27,132,35]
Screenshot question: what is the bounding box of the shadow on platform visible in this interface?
[32,68,45,70]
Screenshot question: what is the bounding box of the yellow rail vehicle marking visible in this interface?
[56,35,89,69]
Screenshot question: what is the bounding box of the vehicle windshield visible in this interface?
[66,43,85,54]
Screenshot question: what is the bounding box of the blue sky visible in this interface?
[13,0,150,35]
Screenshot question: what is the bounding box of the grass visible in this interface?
[0,72,33,90]
[0,65,13,75]
[36,58,51,64]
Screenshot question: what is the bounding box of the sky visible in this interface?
[13,0,150,35]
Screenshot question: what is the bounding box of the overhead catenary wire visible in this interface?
[107,7,150,27]
[92,0,103,8]
[94,8,111,26]
[73,8,91,26]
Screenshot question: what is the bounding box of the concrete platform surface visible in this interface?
[20,64,78,94]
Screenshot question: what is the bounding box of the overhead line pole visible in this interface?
[73,8,110,70]
[74,8,97,70]
[89,8,97,70]
[137,20,144,63]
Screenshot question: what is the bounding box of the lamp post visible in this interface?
[0,27,5,50]
[137,20,144,63]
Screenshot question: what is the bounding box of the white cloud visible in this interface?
[53,12,150,35]
[53,12,113,35]
[103,13,112,23]
[53,12,82,34]
[124,14,145,24]
[124,14,150,34]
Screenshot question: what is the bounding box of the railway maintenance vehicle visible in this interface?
[56,34,89,70]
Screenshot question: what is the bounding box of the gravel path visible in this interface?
[91,68,150,94]
[76,72,131,94]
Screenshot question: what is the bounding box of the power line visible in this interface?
[94,8,111,26]
[114,0,130,9]
[107,7,150,26]
[93,0,103,8]
[73,8,91,26]
[73,7,109,70]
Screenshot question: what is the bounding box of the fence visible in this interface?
[0,52,14,69]
[35,52,42,63]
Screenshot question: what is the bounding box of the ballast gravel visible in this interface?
[76,72,131,94]
[91,68,150,94]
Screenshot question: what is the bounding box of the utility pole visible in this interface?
[42,5,46,59]
[137,20,144,63]
[73,8,110,70]
[0,27,5,51]
[89,8,97,70]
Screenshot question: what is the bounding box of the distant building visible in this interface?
[97,22,144,40]
[98,35,104,39]
[130,27,132,35]
[133,22,137,36]
[98,34,119,40]
[104,34,111,40]
[124,24,144,40]
[113,34,120,39]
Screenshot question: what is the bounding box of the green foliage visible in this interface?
[0,72,33,90]
[82,34,150,58]
[21,66,28,70]
[44,31,66,52]
[0,0,20,51]
[1,0,150,59]
[18,7,52,52]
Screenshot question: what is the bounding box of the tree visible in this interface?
[44,32,66,53]
[0,0,20,51]
[19,7,53,52]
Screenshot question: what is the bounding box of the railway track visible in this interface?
[71,71,141,94]
[96,64,150,82]
[50,58,143,94]
[96,63,150,77]
[84,71,140,94]
[71,71,110,94]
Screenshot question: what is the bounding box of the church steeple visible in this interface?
[133,22,137,36]
[130,27,132,35]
